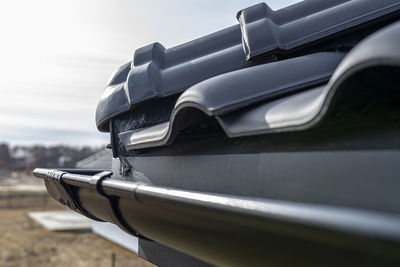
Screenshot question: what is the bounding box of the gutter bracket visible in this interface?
[46,170,102,221]
[90,171,147,239]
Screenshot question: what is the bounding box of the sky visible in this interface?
[0,0,300,146]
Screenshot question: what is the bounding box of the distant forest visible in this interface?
[0,143,102,170]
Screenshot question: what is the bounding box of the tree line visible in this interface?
[0,143,102,170]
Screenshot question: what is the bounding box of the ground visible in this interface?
[0,172,154,267]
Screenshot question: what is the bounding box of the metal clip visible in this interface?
[90,171,145,238]
[45,169,102,221]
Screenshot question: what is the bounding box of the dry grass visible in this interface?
[0,196,154,267]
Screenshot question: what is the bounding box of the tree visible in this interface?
[0,143,11,169]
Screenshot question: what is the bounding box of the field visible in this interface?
[0,172,154,267]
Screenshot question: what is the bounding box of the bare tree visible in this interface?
[0,143,11,169]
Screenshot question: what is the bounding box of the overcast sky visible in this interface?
[0,0,300,146]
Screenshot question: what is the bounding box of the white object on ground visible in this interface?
[0,184,46,194]
[28,210,92,231]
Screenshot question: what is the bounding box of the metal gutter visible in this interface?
[33,168,400,266]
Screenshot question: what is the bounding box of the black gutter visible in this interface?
[33,168,400,266]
